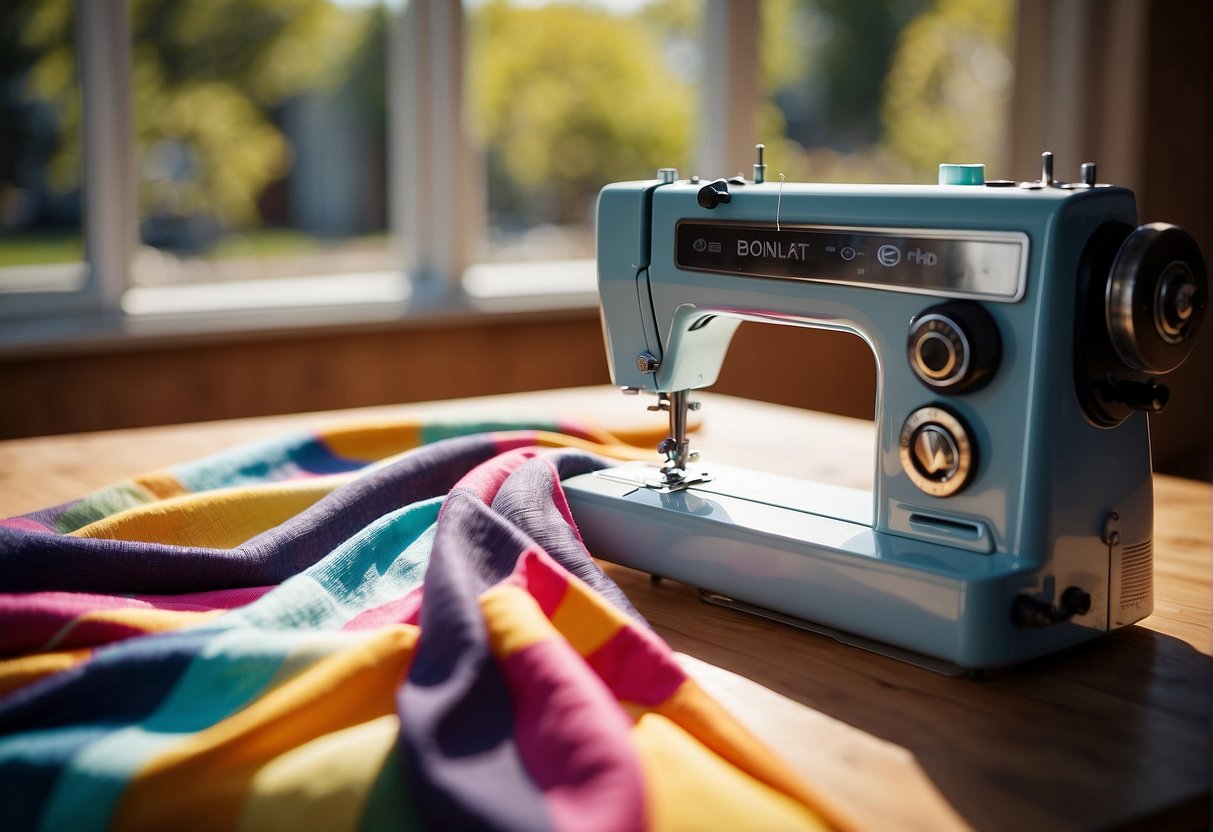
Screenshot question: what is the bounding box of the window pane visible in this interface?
[128,0,394,288]
[0,0,87,295]
[759,0,1014,184]
[467,0,702,264]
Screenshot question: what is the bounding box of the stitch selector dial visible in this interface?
[899,406,975,497]
[907,302,1000,393]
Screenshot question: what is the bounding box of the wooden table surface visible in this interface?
[1,387,1209,831]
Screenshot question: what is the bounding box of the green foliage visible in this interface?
[881,0,1014,177]
[469,0,694,224]
[7,0,1015,241]
[754,0,1012,184]
[19,0,370,228]
[0,232,82,267]
[803,0,928,145]
[759,0,812,93]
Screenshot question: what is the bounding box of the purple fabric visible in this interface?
[489,451,643,623]
[0,436,504,594]
[400,475,557,831]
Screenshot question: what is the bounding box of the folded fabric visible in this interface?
[0,416,842,831]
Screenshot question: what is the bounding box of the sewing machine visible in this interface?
[561,148,1207,673]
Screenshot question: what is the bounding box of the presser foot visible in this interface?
[593,461,714,493]
[697,590,972,678]
[645,468,713,493]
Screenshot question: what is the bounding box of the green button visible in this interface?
[938,164,986,186]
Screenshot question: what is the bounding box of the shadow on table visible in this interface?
[609,566,1212,832]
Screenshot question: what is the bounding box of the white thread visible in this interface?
[776,173,785,231]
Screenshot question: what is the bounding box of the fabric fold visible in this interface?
[0,415,840,831]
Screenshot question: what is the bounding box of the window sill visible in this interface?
[0,259,600,358]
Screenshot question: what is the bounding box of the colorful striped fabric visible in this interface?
[0,416,842,831]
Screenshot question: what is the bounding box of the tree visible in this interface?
[15,0,371,229]
[469,0,693,226]
[881,0,1014,176]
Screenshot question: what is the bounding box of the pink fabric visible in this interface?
[445,441,543,508]
[342,587,425,630]
[498,636,646,832]
[586,621,687,708]
[0,586,271,654]
[0,518,52,534]
[132,585,272,610]
[514,547,572,620]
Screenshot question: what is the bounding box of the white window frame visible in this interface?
[0,0,760,342]
[0,0,134,322]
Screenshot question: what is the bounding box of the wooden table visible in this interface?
[1,387,1208,831]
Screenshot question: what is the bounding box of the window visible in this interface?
[0,1,88,308]
[127,1,392,288]
[0,0,1015,340]
[755,0,1014,184]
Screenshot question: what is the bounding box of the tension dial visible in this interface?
[907,302,1001,393]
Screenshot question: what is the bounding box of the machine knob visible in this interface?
[1105,223,1207,374]
[697,178,732,209]
[899,406,976,497]
[635,352,660,374]
[907,302,1001,393]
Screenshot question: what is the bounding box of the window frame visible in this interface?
[0,0,759,342]
[0,0,134,323]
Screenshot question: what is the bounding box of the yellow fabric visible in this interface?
[632,711,831,831]
[499,429,658,462]
[479,568,631,661]
[55,608,225,645]
[556,415,699,451]
[549,569,634,657]
[479,583,554,658]
[68,431,650,548]
[317,419,664,464]
[316,422,425,463]
[113,626,417,832]
[130,471,189,501]
[0,648,92,696]
[654,679,850,830]
[69,478,351,546]
[478,568,836,831]
[234,714,399,832]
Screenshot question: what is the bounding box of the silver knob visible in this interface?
[909,316,964,384]
[753,144,766,184]
[899,406,975,497]
[912,426,959,477]
[906,303,1000,394]
[635,352,660,374]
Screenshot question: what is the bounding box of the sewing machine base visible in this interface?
[696,590,969,676]
[563,462,1111,671]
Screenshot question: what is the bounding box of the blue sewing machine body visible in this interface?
[562,153,1206,672]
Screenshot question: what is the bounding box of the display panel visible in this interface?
[675,221,1027,301]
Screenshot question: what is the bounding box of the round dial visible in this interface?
[1105,223,1207,374]
[899,406,976,497]
[907,302,1000,393]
